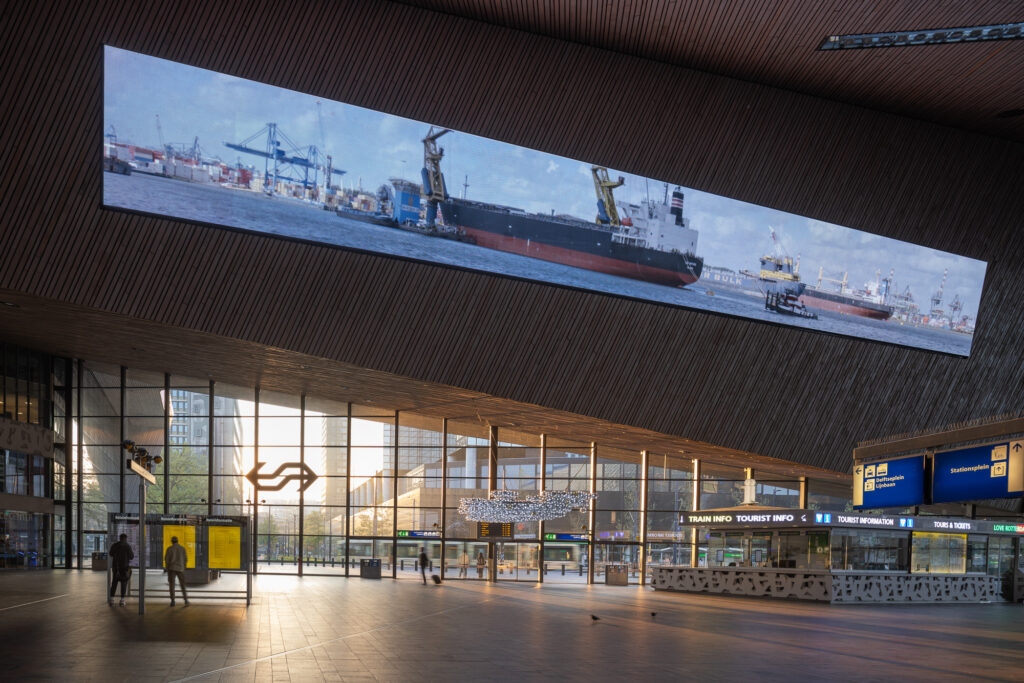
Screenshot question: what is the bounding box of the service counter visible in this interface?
[651,510,1023,604]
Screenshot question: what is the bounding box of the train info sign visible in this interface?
[680,511,815,526]
[932,440,1024,503]
[853,454,925,509]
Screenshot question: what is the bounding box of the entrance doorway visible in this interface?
[493,542,540,581]
[444,541,489,580]
[396,539,441,580]
[542,542,588,583]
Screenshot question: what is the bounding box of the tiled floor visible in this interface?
[1,569,1022,682]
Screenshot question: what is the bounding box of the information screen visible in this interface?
[208,526,242,569]
[110,516,141,568]
[477,522,513,539]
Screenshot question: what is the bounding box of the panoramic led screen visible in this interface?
[103,47,987,355]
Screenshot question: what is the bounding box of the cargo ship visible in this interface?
[798,267,894,320]
[422,128,702,288]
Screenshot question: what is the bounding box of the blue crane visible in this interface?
[224,123,344,194]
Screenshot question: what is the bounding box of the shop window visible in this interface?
[911,532,967,574]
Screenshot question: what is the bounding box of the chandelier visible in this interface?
[458,489,596,523]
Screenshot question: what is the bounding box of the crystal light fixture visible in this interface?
[458,489,597,523]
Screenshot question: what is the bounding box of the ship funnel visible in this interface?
[670,188,685,225]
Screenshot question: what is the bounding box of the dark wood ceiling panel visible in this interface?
[1,0,1022,478]
[402,0,1024,142]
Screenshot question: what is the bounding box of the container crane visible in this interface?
[224,123,345,194]
[930,268,948,318]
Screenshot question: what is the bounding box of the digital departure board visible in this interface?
[477,522,513,539]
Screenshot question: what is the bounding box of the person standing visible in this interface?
[458,549,469,579]
[108,533,134,607]
[164,536,190,606]
[476,551,486,579]
[418,547,429,585]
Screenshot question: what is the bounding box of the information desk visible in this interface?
[650,510,1022,603]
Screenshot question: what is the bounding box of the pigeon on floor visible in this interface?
[590,614,600,621]
[650,612,657,618]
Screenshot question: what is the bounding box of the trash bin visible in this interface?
[91,551,108,571]
[359,558,382,579]
[604,564,629,586]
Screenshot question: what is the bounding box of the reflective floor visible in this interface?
[1,570,1022,681]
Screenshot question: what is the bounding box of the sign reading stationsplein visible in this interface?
[932,440,1024,503]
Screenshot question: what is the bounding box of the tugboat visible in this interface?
[759,227,816,319]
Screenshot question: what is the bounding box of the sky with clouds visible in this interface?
[104,47,987,318]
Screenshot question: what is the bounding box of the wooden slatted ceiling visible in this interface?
[0,0,1022,478]
[400,0,1024,143]
[0,289,844,481]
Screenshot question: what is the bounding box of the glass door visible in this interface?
[543,542,588,583]
[445,541,489,580]
[494,542,541,582]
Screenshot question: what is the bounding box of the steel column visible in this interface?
[588,442,596,585]
[538,433,546,584]
[75,359,83,569]
[639,450,649,585]
[299,394,305,577]
[440,418,448,580]
[690,459,701,568]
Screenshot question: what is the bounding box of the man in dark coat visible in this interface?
[108,533,134,607]
[418,548,429,585]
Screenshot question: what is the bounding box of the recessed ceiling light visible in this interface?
[820,21,1023,51]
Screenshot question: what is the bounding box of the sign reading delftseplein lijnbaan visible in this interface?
[932,440,1024,503]
[853,454,926,509]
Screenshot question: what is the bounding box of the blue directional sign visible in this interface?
[932,440,1024,503]
[853,455,926,509]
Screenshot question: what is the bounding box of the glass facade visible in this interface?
[0,344,61,570]
[0,349,859,579]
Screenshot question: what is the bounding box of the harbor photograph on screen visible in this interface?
[103,46,987,355]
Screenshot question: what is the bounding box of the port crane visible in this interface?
[591,166,624,226]
[224,123,345,194]
[421,127,450,227]
[816,266,848,293]
[930,268,948,318]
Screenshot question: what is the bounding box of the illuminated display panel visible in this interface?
[103,47,987,355]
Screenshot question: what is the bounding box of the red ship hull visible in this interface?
[799,292,892,319]
[461,226,700,288]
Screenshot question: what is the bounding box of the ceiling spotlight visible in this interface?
[820,21,1023,51]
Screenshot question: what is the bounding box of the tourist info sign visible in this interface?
[853,454,925,509]
[932,440,1024,503]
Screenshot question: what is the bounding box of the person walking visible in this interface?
[458,550,469,579]
[476,551,486,579]
[164,536,190,606]
[418,547,429,585]
[108,533,134,607]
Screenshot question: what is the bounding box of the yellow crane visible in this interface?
[422,127,450,227]
[591,166,624,226]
